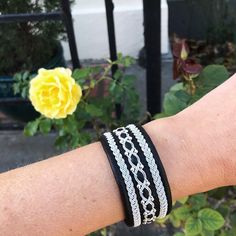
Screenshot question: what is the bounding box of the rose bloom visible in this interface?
[29,68,82,119]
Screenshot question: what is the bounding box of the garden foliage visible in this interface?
[14,54,140,150]
[156,39,236,236]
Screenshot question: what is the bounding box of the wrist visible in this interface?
[143,115,225,200]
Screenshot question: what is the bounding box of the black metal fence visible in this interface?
[0,0,162,122]
[0,0,80,69]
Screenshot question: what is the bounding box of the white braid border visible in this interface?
[103,132,141,227]
[126,124,169,219]
[113,127,156,224]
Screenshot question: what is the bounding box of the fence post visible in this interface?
[104,0,121,118]
[61,0,81,69]
[143,0,162,115]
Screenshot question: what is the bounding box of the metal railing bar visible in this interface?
[104,0,121,118]
[143,0,162,115]
[0,12,62,23]
[0,98,30,104]
[61,0,81,69]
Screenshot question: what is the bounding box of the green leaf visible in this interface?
[73,68,90,79]
[198,208,225,231]
[117,52,123,61]
[77,119,86,130]
[189,194,207,210]
[108,82,124,102]
[156,215,169,224]
[24,119,39,136]
[13,71,30,98]
[70,134,80,149]
[22,71,30,81]
[21,86,28,98]
[39,119,52,134]
[13,72,22,82]
[195,65,229,97]
[116,53,135,67]
[77,131,92,146]
[123,56,135,67]
[109,80,116,92]
[85,104,103,117]
[175,90,191,102]
[13,83,20,95]
[199,65,229,86]
[185,217,203,236]
[122,74,136,87]
[163,90,190,115]
[173,206,191,221]
[114,69,123,80]
[100,228,107,236]
[169,214,181,228]
[64,115,78,134]
[170,82,184,91]
[201,229,215,236]
[55,135,68,150]
[178,196,189,205]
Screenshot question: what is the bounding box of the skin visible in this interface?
[0,74,236,235]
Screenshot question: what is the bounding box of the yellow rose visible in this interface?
[29,68,82,119]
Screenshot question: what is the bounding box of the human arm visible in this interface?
[0,74,236,236]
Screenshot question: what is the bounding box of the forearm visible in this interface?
[0,141,124,235]
[0,113,230,236]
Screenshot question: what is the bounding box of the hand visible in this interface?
[144,73,236,200]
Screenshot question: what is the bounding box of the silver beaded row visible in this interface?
[126,124,168,218]
[113,127,156,224]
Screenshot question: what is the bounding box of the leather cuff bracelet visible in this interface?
[100,124,172,227]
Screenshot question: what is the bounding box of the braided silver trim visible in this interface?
[103,132,141,227]
[126,124,168,219]
[113,127,156,224]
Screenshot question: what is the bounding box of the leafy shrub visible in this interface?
[0,0,69,75]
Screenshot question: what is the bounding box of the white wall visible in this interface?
[62,0,169,60]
